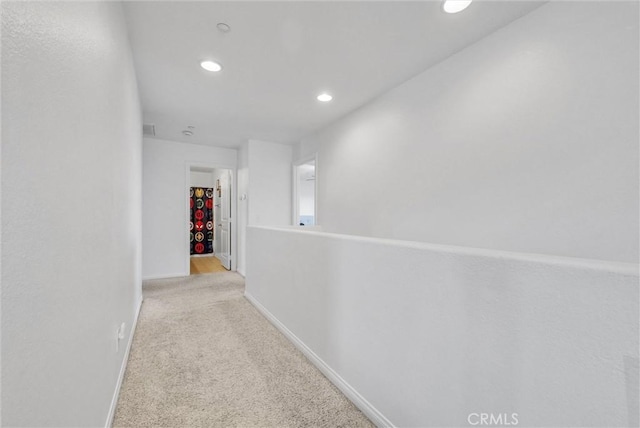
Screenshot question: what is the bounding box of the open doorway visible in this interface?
[189,166,233,274]
[293,155,317,226]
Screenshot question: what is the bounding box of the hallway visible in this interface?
[3,1,638,426]
[113,272,372,427]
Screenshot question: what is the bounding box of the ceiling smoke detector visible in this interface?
[217,23,231,33]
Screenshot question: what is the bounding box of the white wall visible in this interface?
[234,140,293,276]
[295,1,639,263]
[298,164,315,217]
[142,138,236,279]
[189,170,215,188]
[299,179,315,217]
[1,2,142,426]
[246,226,639,427]
[247,140,293,226]
[238,140,293,276]
[237,143,249,276]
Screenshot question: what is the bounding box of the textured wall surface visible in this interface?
[246,226,639,427]
[1,2,142,426]
[296,1,639,263]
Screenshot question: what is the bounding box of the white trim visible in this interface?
[105,297,143,428]
[244,292,394,428]
[247,226,638,275]
[142,273,187,281]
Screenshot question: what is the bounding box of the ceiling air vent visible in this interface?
[142,123,155,137]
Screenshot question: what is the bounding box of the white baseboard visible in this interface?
[142,272,187,281]
[105,297,143,428]
[244,292,394,428]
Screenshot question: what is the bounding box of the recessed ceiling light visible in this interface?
[317,93,333,102]
[443,0,472,13]
[200,60,222,72]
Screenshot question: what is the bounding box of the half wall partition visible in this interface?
[245,226,638,427]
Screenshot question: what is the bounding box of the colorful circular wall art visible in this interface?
[189,187,214,254]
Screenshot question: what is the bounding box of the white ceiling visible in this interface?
[124,1,545,148]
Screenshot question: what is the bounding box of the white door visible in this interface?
[217,171,232,270]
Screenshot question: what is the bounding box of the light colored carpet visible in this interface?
[113,272,374,428]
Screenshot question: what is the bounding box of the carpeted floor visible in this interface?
[113,272,374,428]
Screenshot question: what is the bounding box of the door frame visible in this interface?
[215,169,232,270]
[292,153,318,226]
[185,161,237,274]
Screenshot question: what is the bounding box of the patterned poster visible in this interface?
[190,187,214,255]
